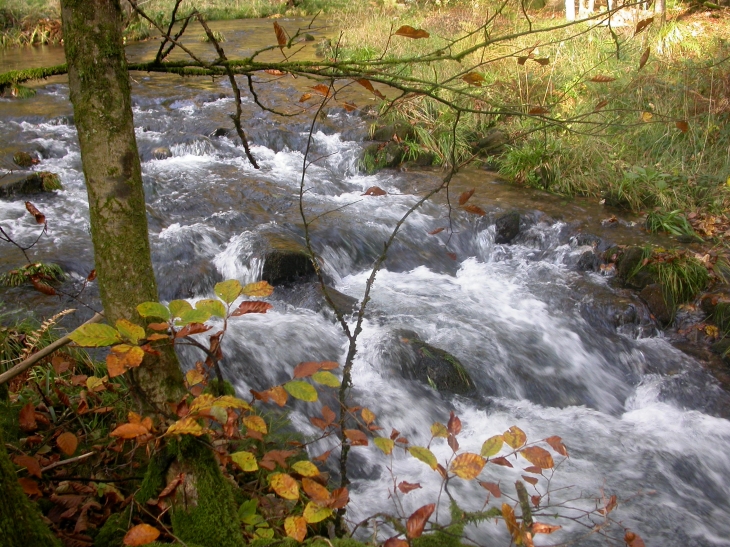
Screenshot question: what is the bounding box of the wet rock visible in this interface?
[360,142,404,173]
[0,171,62,198]
[371,122,416,142]
[152,147,172,160]
[494,211,520,244]
[580,294,647,333]
[640,283,672,326]
[472,128,507,155]
[274,282,358,315]
[13,151,38,168]
[261,234,316,286]
[576,250,599,271]
[711,339,730,365]
[572,233,601,248]
[612,246,655,289]
[210,127,229,138]
[386,330,476,395]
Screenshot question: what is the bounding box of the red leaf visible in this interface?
[175,323,211,338]
[31,276,56,295]
[329,486,349,509]
[490,456,513,468]
[624,531,646,547]
[273,21,287,48]
[231,301,273,316]
[446,252,457,261]
[86,269,97,282]
[19,403,37,432]
[458,188,475,206]
[594,99,609,112]
[57,432,78,456]
[545,436,569,457]
[428,227,445,235]
[528,106,550,115]
[406,503,435,539]
[398,481,422,494]
[522,475,538,486]
[524,466,543,474]
[462,204,486,216]
[447,411,462,435]
[447,434,459,453]
[293,361,322,378]
[634,17,654,36]
[158,473,185,498]
[675,120,689,133]
[344,429,368,446]
[478,480,501,498]
[363,186,387,196]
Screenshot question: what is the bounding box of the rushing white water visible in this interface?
[2,24,730,546]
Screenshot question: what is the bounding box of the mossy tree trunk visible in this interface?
[59,0,186,415]
[0,427,61,547]
[58,4,246,546]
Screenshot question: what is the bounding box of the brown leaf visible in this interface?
[356,78,385,99]
[462,204,486,216]
[531,494,541,507]
[594,99,609,112]
[398,481,422,494]
[624,531,646,547]
[269,385,288,406]
[31,276,56,295]
[175,322,211,338]
[110,422,149,440]
[57,432,78,456]
[522,475,538,486]
[447,434,460,453]
[344,429,368,446]
[363,186,387,196]
[406,503,435,539]
[19,403,38,432]
[299,93,312,102]
[428,227,445,235]
[490,456,513,468]
[123,523,160,546]
[106,353,126,378]
[528,106,550,115]
[394,25,430,39]
[52,354,71,375]
[532,522,561,534]
[533,57,550,66]
[589,75,616,83]
[293,361,322,378]
[343,102,357,112]
[25,201,45,224]
[13,455,42,478]
[231,301,273,316]
[638,47,650,70]
[458,188,475,206]
[520,446,554,469]
[319,361,339,370]
[264,69,286,76]
[634,17,654,36]
[600,494,617,515]
[545,436,568,457]
[302,477,331,503]
[19,477,42,496]
[313,450,332,462]
[158,473,184,499]
[462,72,485,86]
[502,503,520,541]
[524,466,543,474]
[273,21,287,48]
[311,83,331,97]
[478,480,501,498]
[675,120,689,133]
[329,486,349,509]
[384,538,409,547]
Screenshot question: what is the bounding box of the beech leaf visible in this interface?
[123,523,160,546]
[110,422,149,439]
[462,204,486,216]
[242,280,274,297]
[302,477,330,503]
[481,435,504,457]
[284,380,318,402]
[408,446,438,469]
[374,437,394,455]
[532,522,561,534]
[285,516,307,542]
[13,455,42,478]
[363,186,387,196]
[303,501,332,523]
[231,301,273,316]
[458,188,475,206]
[57,432,78,456]
[70,323,122,347]
[214,279,243,304]
[520,446,554,469]
[545,436,569,457]
[406,503,435,539]
[293,361,322,378]
[312,370,340,387]
[394,25,430,39]
[136,302,170,321]
[398,481,422,494]
[344,429,368,446]
[503,426,527,449]
[195,298,226,318]
[273,21,287,48]
[478,480,501,497]
[270,472,299,500]
[638,47,650,70]
[292,461,320,477]
[231,451,258,472]
[450,452,486,480]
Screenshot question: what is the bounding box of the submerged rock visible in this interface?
[386,329,475,395]
[0,171,62,198]
[640,283,673,326]
[274,282,358,316]
[260,234,316,286]
[494,211,520,244]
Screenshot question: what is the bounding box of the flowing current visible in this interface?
[2,20,730,546]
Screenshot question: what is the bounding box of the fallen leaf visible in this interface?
[13,455,42,478]
[406,503,435,539]
[363,186,387,196]
[123,523,160,546]
[394,25,430,39]
[458,188,475,206]
[57,432,78,456]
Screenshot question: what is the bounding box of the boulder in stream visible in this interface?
[261,233,316,286]
[494,211,520,244]
[386,329,476,395]
[640,283,673,326]
[0,171,62,198]
[13,151,38,168]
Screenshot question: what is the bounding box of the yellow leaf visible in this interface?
[303,501,332,523]
[374,437,394,455]
[243,415,268,434]
[242,280,274,297]
[361,407,376,425]
[189,393,216,414]
[284,516,307,542]
[503,426,526,449]
[450,452,486,480]
[212,395,253,411]
[291,460,320,477]
[86,376,105,392]
[408,446,438,470]
[431,422,449,438]
[641,111,653,122]
[481,435,504,457]
[166,417,204,437]
[231,451,258,472]
[270,472,299,500]
[186,369,206,386]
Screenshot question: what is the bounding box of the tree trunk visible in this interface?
[654,0,666,25]
[0,427,61,547]
[59,0,186,415]
[565,0,576,21]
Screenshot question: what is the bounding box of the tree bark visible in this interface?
[0,427,61,547]
[654,0,666,25]
[59,0,186,415]
[565,0,576,21]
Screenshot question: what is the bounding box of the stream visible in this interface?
[1,18,730,546]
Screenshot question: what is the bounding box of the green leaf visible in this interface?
[175,308,211,327]
[311,371,340,387]
[69,323,122,347]
[374,437,395,455]
[238,499,258,519]
[408,446,438,470]
[231,451,258,472]
[255,528,274,539]
[136,302,171,321]
[195,299,226,318]
[169,299,193,318]
[115,318,146,345]
[284,381,318,402]
[481,435,504,458]
[215,279,243,304]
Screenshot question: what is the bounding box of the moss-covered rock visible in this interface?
[260,233,316,286]
[388,330,475,395]
[0,171,63,197]
[13,151,37,167]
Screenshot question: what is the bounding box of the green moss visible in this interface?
[13,151,35,167]
[93,509,129,547]
[0,64,67,88]
[39,171,63,191]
